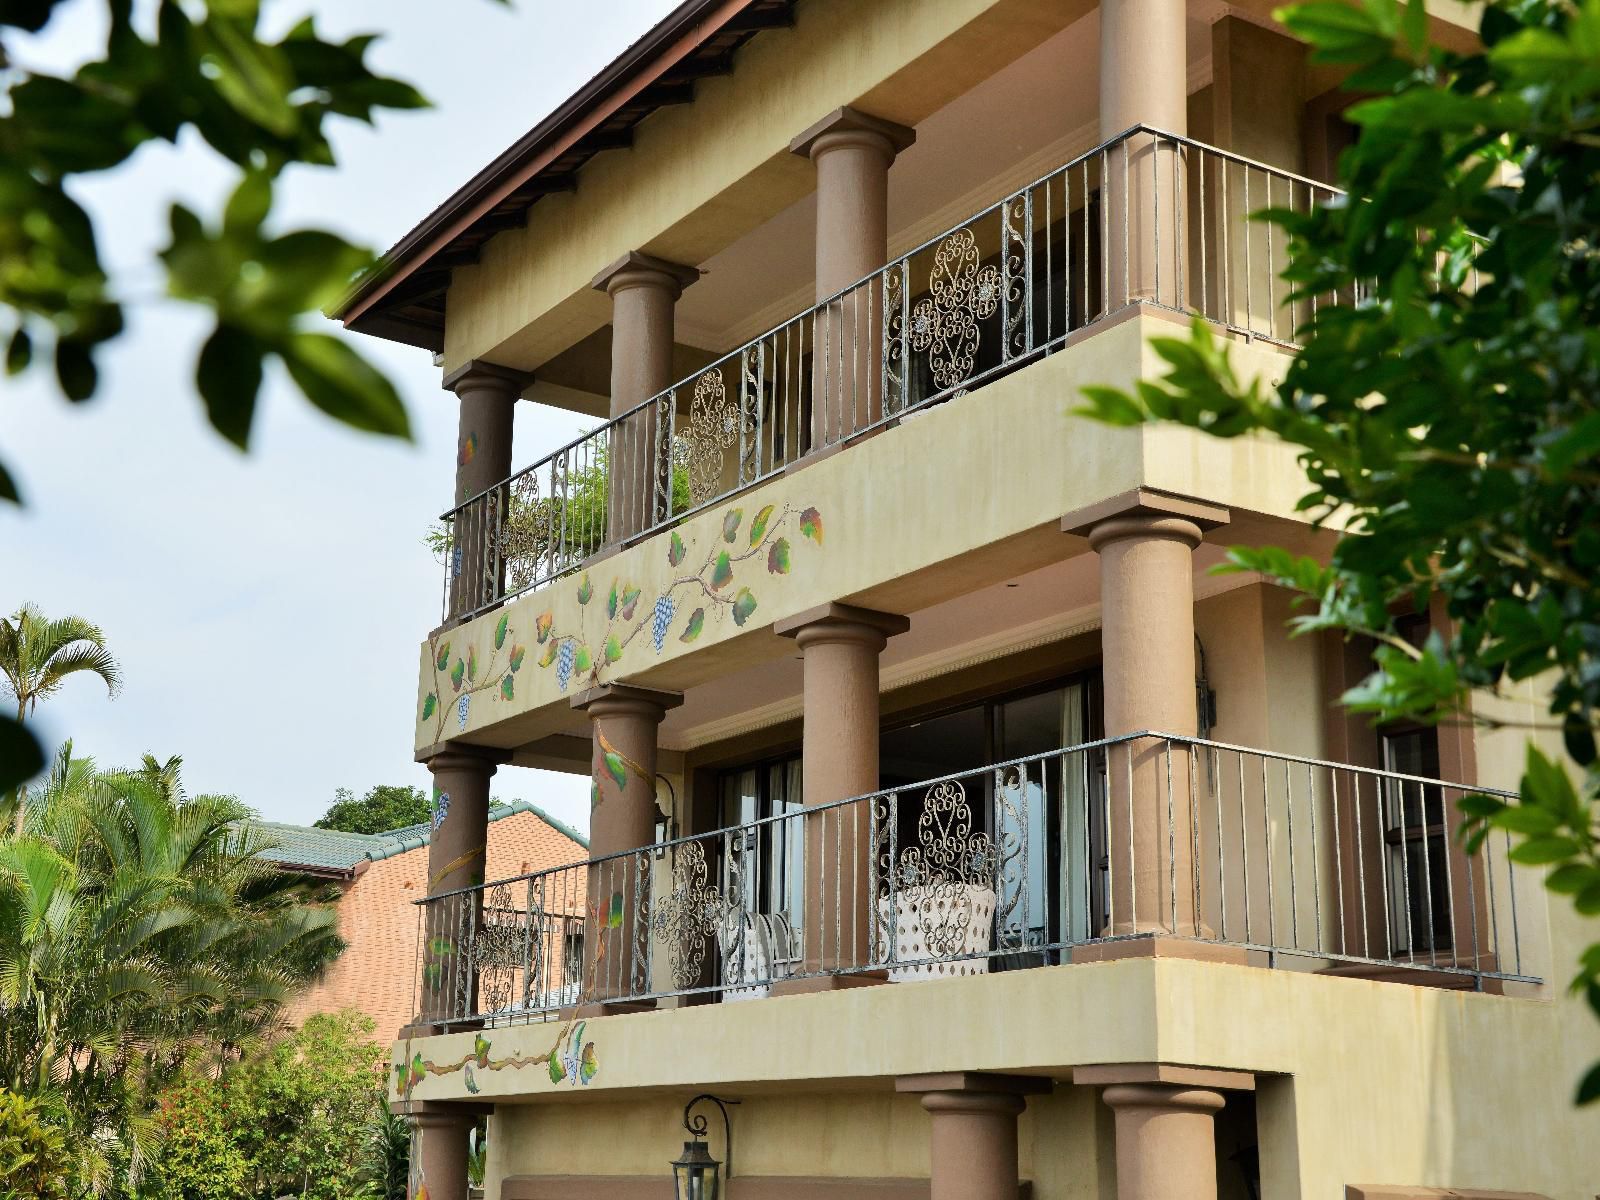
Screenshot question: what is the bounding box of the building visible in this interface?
[335,1,1599,1197]
[255,804,587,1040]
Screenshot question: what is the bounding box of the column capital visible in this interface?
[790,105,917,162]
[1074,1063,1255,1092]
[1061,488,1229,542]
[590,250,701,299]
[441,358,534,397]
[1100,1082,1227,1117]
[570,682,684,721]
[775,601,909,650]
[897,1071,1053,1097]
[423,744,510,775]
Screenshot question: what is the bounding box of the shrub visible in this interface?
[0,1088,71,1200]
[151,1011,391,1200]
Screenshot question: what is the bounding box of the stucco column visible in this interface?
[1066,492,1228,943]
[416,747,500,1030]
[571,684,682,1010]
[774,603,909,984]
[897,1074,1049,1200]
[592,252,699,543]
[1100,0,1188,312]
[442,361,530,621]
[407,1106,475,1200]
[791,107,915,451]
[1102,1084,1226,1200]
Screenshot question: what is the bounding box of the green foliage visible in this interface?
[150,1012,392,1200]
[315,784,431,835]
[1078,0,1600,1101]
[0,1087,70,1200]
[0,1,428,477]
[0,746,344,1191]
[355,1098,412,1200]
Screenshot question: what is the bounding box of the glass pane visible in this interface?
[995,690,1064,948]
[1381,730,1444,828]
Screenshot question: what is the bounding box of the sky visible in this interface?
[2,0,682,833]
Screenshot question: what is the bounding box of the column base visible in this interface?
[1071,937,1249,966]
[770,970,889,997]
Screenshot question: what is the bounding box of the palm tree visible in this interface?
[0,604,121,834]
[0,747,344,1192]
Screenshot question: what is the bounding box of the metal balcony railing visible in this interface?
[412,733,1538,1029]
[438,126,1346,621]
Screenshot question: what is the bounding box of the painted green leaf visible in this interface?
[548,1054,566,1084]
[428,936,454,957]
[590,779,599,808]
[603,750,627,791]
[749,503,775,545]
[710,551,733,590]
[474,1034,492,1066]
[435,642,451,671]
[620,585,641,621]
[669,530,687,566]
[500,674,515,701]
[422,692,437,720]
[450,658,465,691]
[575,646,592,672]
[412,1052,426,1081]
[579,1042,598,1084]
[800,506,823,544]
[423,963,442,991]
[607,892,624,928]
[604,635,622,664]
[536,612,553,643]
[722,507,743,542]
[494,613,509,649]
[767,537,791,575]
[394,1063,408,1089]
[606,581,619,619]
[539,640,559,668]
[577,574,594,605]
[731,588,758,626]
[467,646,478,682]
[680,608,705,642]
[510,645,526,672]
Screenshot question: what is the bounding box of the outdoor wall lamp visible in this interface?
[670,1093,739,1200]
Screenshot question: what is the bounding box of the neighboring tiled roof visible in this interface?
[253,800,588,878]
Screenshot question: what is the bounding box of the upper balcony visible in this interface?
[437,124,1340,625]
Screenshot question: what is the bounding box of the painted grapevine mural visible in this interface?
[394,1020,597,1107]
[419,501,823,741]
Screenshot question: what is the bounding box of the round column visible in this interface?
[921,1091,1027,1200]
[1099,0,1188,311]
[1091,514,1204,938]
[592,252,698,542]
[776,603,909,977]
[408,1107,475,1200]
[418,748,498,1029]
[442,362,528,620]
[572,684,682,1008]
[791,108,915,450]
[1101,1083,1225,1200]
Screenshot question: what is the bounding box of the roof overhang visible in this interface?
[333,0,797,353]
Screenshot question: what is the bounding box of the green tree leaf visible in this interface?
[279,332,411,440]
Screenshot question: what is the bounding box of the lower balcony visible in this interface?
[411,732,1537,1031]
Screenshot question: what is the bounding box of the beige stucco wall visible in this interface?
[441,0,1091,374]
[419,314,1310,756]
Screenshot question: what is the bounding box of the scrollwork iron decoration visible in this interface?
[889,780,997,960]
[882,265,906,416]
[909,228,1001,393]
[472,882,523,1016]
[651,840,726,990]
[739,345,762,483]
[685,368,738,505]
[1002,195,1029,359]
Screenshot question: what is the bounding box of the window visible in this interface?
[717,756,805,936]
[1380,727,1453,954]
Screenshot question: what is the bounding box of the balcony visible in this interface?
[438,126,1341,623]
[411,733,1538,1031]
